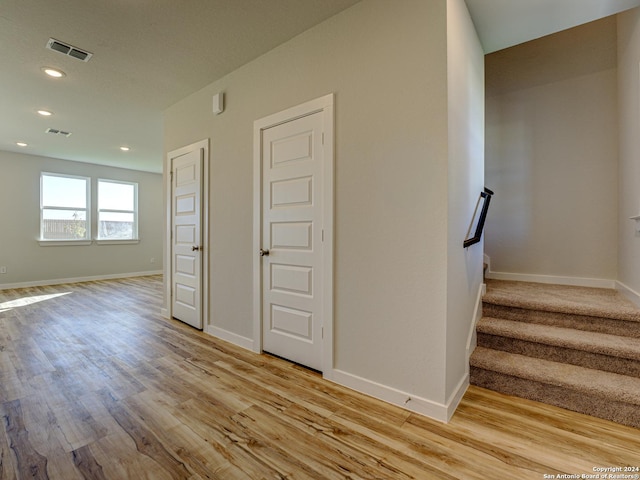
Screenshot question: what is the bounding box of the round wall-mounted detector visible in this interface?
[42,67,66,78]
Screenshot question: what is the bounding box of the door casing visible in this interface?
[253,94,334,377]
[164,139,209,329]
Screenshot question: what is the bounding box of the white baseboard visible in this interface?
[205,325,255,352]
[466,282,485,358]
[330,368,466,423]
[0,270,163,290]
[485,270,616,289]
[616,281,640,308]
[446,374,470,422]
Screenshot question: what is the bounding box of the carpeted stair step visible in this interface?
[482,303,640,338]
[483,280,640,321]
[470,347,640,428]
[477,317,640,377]
[472,279,640,427]
[483,280,640,338]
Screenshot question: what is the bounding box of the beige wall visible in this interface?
[618,8,640,297]
[165,0,483,416]
[485,17,619,282]
[446,0,485,401]
[0,150,163,286]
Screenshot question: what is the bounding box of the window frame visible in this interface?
[39,172,92,245]
[96,178,139,243]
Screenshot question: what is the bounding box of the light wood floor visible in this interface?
[0,276,638,479]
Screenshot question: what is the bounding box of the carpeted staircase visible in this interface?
[470,279,640,429]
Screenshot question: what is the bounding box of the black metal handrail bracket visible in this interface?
[463,187,494,248]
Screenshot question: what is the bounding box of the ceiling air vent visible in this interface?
[46,38,93,62]
[46,128,72,137]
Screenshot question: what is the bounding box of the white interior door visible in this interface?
[261,111,324,371]
[171,148,203,329]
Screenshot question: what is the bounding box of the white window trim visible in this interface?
[40,172,91,242]
[38,239,93,246]
[95,239,140,245]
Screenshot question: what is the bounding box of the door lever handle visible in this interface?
[192,245,201,251]
[259,248,270,257]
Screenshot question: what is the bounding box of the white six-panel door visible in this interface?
[171,148,203,329]
[261,111,325,371]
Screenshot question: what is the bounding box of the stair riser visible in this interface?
[470,367,640,429]
[477,333,640,378]
[483,303,640,338]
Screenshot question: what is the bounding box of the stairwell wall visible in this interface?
[484,17,619,284]
[445,0,485,409]
[617,8,640,302]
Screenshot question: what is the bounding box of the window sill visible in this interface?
[95,239,140,245]
[38,239,92,247]
[38,239,141,246]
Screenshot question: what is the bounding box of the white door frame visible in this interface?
[253,94,334,377]
[164,139,209,328]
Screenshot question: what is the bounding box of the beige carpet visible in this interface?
[471,280,640,429]
[483,280,640,322]
[478,317,640,361]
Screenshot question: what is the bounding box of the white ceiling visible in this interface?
[1,0,639,173]
[465,0,640,54]
[0,0,360,173]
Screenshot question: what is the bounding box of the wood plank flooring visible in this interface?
[0,276,638,479]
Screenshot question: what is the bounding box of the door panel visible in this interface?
[271,222,312,250]
[271,176,313,207]
[171,148,203,329]
[261,111,324,371]
[270,264,313,296]
[270,305,313,340]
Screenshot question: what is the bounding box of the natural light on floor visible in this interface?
[0,292,71,313]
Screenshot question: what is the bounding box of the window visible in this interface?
[40,173,90,241]
[39,174,140,245]
[97,179,138,240]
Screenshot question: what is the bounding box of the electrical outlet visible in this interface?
[150,257,155,264]
[0,266,6,274]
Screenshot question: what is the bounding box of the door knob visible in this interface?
[192,245,201,251]
[259,248,270,257]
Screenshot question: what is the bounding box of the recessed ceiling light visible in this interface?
[120,146,130,152]
[42,67,66,78]
[16,142,28,147]
[37,109,53,116]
